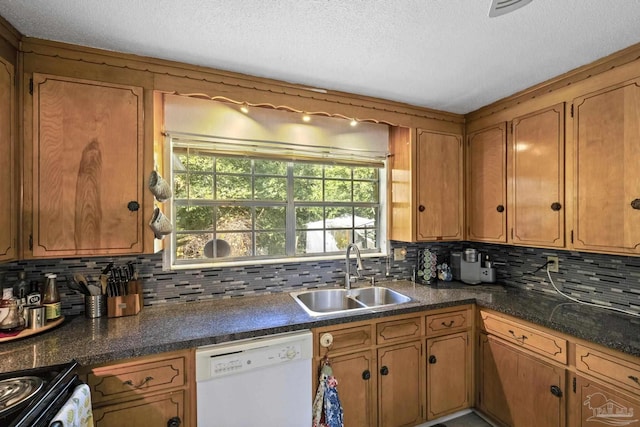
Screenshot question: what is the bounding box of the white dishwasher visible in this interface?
[196,330,313,427]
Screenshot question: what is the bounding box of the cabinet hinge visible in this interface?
[29,234,33,251]
[510,122,513,134]
[570,104,574,118]
[573,377,576,393]
[511,228,514,240]
[570,230,574,244]
[29,78,33,95]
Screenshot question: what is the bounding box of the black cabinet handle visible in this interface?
[127,201,140,212]
[508,330,528,342]
[551,202,562,211]
[496,205,505,213]
[550,385,563,397]
[167,417,181,427]
[362,370,371,380]
[441,320,454,327]
[628,375,640,385]
[380,366,389,376]
[418,205,426,212]
[632,199,640,210]
[429,355,437,364]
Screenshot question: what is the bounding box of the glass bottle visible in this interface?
[13,271,29,301]
[42,274,61,321]
[27,280,42,306]
[0,288,24,332]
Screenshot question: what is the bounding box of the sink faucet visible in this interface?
[345,243,364,290]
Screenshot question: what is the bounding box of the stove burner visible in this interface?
[0,376,44,415]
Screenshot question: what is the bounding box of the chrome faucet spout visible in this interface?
[345,243,364,290]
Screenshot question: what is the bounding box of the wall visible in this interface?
[1,242,639,316]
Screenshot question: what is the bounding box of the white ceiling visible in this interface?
[2,0,640,114]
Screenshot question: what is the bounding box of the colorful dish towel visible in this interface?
[49,384,94,427]
[312,361,344,427]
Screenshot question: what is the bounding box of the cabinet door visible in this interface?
[573,79,640,253]
[0,57,16,262]
[323,351,376,427]
[467,124,507,242]
[30,73,144,257]
[571,375,640,427]
[478,334,565,427]
[511,104,565,248]
[378,341,424,427]
[416,129,463,241]
[426,332,470,420]
[92,390,184,427]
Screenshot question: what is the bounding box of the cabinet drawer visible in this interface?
[317,324,372,357]
[480,310,567,364]
[377,316,422,345]
[86,356,187,405]
[426,309,470,336]
[576,344,640,396]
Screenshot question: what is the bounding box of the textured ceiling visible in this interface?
[2,0,640,114]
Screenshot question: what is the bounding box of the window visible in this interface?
[162,96,388,268]
[168,141,385,266]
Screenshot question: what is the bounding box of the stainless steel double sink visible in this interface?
[290,286,412,316]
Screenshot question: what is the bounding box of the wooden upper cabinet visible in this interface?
[389,126,463,242]
[416,129,463,241]
[510,103,565,248]
[0,57,16,262]
[29,74,144,257]
[466,123,507,243]
[572,79,640,254]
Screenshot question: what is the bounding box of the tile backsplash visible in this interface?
[1,242,639,316]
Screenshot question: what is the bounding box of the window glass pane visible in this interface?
[184,152,214,172]
[325,179,352,202]
[296,207,324,229]
[216,206,252,231]
[294,178,323,201]
[355,207,377,226]
[217,175,251,199]
[327,229,351,251]
[294,163,323,177]
[188,174,214,199]
[355,228,377,249]
[256,232,286,256]
[256,207,286,230]
[296,230,310,254]
[353,167,378,180]
[255,177,287,201]
[354,181,379,202]
[216,157,251,174]
[175,206,214,231]
[174,173,188,199]
[324,165,351,179]
[255,159,287,175]
[218,232,253,257]
[175,233,212,260]
[326,209,353,228]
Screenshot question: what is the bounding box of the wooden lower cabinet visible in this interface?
[92,390,185,427]
[81,349,194,427]
[570,375,640,427]
[426,332,470,420]
[378,340,424,427]
[326,350,377,427]
[478,333,566,427]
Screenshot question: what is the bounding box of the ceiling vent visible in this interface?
[488,0,533,17]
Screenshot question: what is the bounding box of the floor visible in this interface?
[418,412,495,427]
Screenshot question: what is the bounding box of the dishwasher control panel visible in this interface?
[210,343,303,377]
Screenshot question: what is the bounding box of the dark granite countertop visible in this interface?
[1,280,638,373]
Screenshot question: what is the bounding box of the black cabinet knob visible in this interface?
[167,417,181,427]
[362,370,371,380]
[380,366,389,376]
[418,205,426,212]
[550,385,563,397]
[496,205,505,213]
[127,201,140,212]
[551,202,562,211]
[428,355,437,364]
[631,199,640,210]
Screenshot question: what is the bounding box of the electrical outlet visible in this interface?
[393,247,407,261]
[547,256,559,272]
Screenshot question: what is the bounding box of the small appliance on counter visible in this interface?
[451,249,496,285]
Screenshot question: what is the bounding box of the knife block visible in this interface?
[107,280,143,318]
